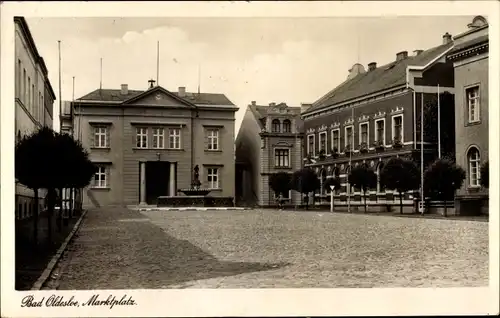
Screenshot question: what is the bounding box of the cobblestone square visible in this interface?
[46,207,488,289]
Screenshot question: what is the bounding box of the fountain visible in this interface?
[157,165,234,208]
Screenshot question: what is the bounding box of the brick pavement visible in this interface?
[43,207,285,289]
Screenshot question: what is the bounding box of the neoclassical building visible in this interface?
[301,32,457,204]
[235,102,304,207]
[72,82,238,207]
[446,16,489,215]
[14,17,56,221]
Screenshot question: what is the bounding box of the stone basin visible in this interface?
[157,195,234,207]
[178,189,212,196]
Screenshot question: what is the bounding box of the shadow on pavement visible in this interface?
[50,207,288,289]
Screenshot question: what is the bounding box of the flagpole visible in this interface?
[58,40,62,133]
[100,58,103,91]
[437,84,441,159]
[157,41,160,86]
[420,93,424,215]
[71,76,75,138]
[347,106,353,213]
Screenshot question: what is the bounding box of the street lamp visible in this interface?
[330,185,335,213]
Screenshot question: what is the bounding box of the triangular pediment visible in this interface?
[122,86,196,108]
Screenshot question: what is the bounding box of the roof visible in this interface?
[447,35,488,56]
[77,87,235,106]
[14,17,57,100]
[248,103,304,133]
[304,42,453,114]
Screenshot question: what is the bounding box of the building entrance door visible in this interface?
[145,161,170,205]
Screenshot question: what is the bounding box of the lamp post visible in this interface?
[330,185,335,212]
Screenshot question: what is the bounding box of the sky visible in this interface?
[26,16,475,134]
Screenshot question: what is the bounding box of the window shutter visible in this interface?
[106,126,110,148]
[204,129,209,150]
[106,166,110,187]
[217,168,221,189]
[90,126,95,147]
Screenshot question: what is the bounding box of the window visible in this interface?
[274,149,290,167]
[359,123,368,144]
[93,166,108,188]
[207,168,219,189]
[345,126,353,149]
[318,132,327,153]
[32,84,35,111]
[167,128,180,149]
[272,119,281,133]
[23,69,26,104]
[17,60,21,98]
[152,127,165,149]
[207,128,219,150]
[375,119,385,144]
[466,86,480,123]
[92,126,108,148]
[331,129,340,151]
[283,120,292,133]
[307,134,315,156]
[392,115,403,142]
[468,147,481,187]
[136,127,148,148]
[27,77,31,110]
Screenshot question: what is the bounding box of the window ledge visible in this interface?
[205,149,222,153]
[274,166,292,169]
[467,185,481,191]
[133,147,184,151]
[90,147,111,150]
[207,188,222,192]
[90,187,111,191]
[465,121,482,127]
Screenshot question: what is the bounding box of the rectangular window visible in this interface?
[152,127,165,149]
[375,119,385,144]
[345,126,353,149]
[274,149,290,167]
[207,168,219,189]
[27,77,31,110]
[318,132,327,153]
[136,127,148,148]
[23,69,26,104]
[207,129,219,150]
[93,126,108,148]
[392,115,403,141]
[168,128,181,149]
[307,134,315,156]
[331,129,340,152]
[466,86,480,123]
[93,166,108,188]
[17,60,21,98]
[360,123,368,144]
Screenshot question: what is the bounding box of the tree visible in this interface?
[480,161,489,188]
[269,172,292,208]
[424,158,465,217]
[416,92,455,160]
[348,163,377,213]
[380,157,420,214]
[290,168,320,209]
[324,177,341,211]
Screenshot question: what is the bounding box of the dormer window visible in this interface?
[283,119,291,133]
[272,119,281,133]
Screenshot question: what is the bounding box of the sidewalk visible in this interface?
[43,207,286,290]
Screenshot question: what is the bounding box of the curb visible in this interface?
[31,210,88,290]
[138,207,253,212]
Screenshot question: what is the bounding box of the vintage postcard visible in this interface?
[1,1,499,317]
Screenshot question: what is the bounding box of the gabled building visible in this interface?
[446,16,489,215]
[14,16,56,221]
[301,32,456,205]
[235,101,304,207]
[72,82,238,207]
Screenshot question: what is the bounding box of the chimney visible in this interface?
[148,79,156,89]
[442,32,452,44]
[178,86,186,97]
[396,51,408,61]
[368,62,377,71]
[251,101,256,106]
[301,103,312,113]
[413,49,424,56]
[120,84,128,95]
[269,102,276,107]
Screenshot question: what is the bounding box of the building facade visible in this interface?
[235,102,303,207]
[446,16,489,215]
[301,33,456,206]
[72,83,237,207]
[14,17,56,220]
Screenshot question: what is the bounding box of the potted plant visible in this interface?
[359,142,368,153]
[373,139,384,151]
[318,149,326,161]
[392,136,403,148]
[330,147,339,159]
[344,144,352,155]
